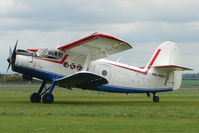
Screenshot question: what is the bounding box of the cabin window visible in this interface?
[37,48,64,59]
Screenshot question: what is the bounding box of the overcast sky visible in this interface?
[0,0,198,73]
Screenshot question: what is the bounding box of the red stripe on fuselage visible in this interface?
[34,54,68,64]
[109,49,161,75]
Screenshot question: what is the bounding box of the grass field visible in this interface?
[181,79,199,88]
[0,88,199,133]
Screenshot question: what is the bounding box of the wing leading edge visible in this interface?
[55,72,108,89]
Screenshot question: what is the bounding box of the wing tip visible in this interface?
[94,32,133,49]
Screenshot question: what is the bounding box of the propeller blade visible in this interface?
[6,64,11,73]
[12,40,18,57]
[2,75,7,83]
[9,46,12,57]
[11,40,18,64]
[14,40,18,51]
[3,64,11,83]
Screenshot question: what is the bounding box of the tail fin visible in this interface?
[147,41,180,67]
[146,41,192,90]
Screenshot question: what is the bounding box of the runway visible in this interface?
[0,87,198,90]
[0,87,64,89]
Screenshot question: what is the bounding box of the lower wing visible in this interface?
[55,72,108,89]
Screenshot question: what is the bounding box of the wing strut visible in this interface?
[83,54,91,71]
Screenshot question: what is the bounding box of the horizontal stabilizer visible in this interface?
[55,72,108,89]
[154,65,193,71]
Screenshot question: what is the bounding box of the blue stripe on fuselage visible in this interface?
[12,65,173,93]
[12,65,64,82]
[89,85,173,93]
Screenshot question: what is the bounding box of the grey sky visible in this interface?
[0,0,198,73]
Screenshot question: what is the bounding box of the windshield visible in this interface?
[36,48,64,59]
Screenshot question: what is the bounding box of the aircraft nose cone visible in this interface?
[7,57,11,64]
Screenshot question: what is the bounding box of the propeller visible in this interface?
[3,40,18,83]
[6,46,12,73]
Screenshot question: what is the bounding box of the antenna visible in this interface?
[56,35,60,49]
[116,57,122,62]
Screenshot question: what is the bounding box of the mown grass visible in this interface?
[0,88,199,133]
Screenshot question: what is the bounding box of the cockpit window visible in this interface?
[36,48,64,59]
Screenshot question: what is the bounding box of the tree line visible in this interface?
[0,73,40,83]
[183,73,199,79]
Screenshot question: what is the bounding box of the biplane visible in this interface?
[6,33,192,103]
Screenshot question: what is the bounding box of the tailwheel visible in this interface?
[42,93,54,104]
[153,96,159,102]
[30,93,41,103]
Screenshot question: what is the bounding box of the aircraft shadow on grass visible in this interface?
[52,100,197,105]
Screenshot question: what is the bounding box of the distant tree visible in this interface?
[183,73,199,79]
[191,74,196,78]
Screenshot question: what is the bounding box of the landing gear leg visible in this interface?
[146,92,150,97]
[42,81,55,104]
[152,93,159,102]
[30,81,46,103]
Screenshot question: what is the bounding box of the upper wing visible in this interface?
[58,33,132,60]
[55,71,108,89]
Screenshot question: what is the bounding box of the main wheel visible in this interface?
[42,93,54,104]
[153,96,159,102]
[30,93,41,103]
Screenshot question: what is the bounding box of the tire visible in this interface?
[42,93,54,104]
[153,96,159,102]
[30,93,41,103]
